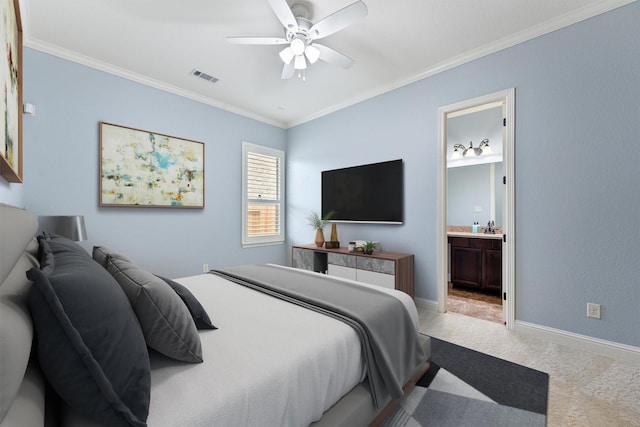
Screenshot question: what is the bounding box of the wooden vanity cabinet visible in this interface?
[449,237,502,294]
[483,245,503,292]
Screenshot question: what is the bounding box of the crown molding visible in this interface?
[287,0,636,128]
[20,0,635,129]
[22,38,287,129]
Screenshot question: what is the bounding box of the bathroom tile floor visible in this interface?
[417,309,640,426]
[447,286,503,324]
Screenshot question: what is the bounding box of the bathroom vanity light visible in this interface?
[451,138,492,160]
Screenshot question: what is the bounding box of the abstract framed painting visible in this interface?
[100,122,205,208]
[1,0,23,183]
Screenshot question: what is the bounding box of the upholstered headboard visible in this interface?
[0,204,46,426]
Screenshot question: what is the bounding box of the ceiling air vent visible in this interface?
[190,69,219,84]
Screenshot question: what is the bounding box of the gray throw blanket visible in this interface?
[211,264,426,408]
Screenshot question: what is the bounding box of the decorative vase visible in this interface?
[314,229,325,247]
[330,223,338,242]
[324,223,340,248]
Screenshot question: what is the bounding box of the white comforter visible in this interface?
[149,271,366,427]
[65,268,420,427]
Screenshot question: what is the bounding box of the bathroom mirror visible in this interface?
[447,162,503,227]
[446,105,503,228]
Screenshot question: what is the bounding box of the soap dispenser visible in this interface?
[472,222,478,234]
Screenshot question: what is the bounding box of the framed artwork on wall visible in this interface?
[99,122,205,208]
[1,0,23,183]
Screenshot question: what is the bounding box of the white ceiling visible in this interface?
[20,0,633,128]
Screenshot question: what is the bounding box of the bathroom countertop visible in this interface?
[447,231,503,240]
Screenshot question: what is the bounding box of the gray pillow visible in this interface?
[36,235,55,274]
[156,275,217,330]
[27,235,150,427]
[92,245,132,268]
[106,256,203,363]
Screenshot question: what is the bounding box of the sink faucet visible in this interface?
[485,220,496,234]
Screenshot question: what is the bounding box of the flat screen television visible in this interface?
[322,159,403,224]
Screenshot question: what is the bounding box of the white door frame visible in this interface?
[436,88,515,330]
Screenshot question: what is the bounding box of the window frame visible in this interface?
[242,142,285,247]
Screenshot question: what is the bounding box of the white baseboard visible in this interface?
[414,297,438,312]
[415,298,639,362]
[515,320,640,363]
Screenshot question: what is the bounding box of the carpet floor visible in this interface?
[383,337,549,426]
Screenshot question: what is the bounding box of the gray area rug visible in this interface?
[383,337,548,427]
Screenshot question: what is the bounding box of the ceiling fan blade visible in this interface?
[281,62,295,79]
[315,44,355,69]
[267,0,299,32]
[226,36,289,45]
[309,1,368,40]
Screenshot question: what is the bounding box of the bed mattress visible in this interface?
[63,268,421,427]
[150,272,367,426]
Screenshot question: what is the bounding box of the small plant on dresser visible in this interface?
[306,210,335,247]
[362,241,376,255]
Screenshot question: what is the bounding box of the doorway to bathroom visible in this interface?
[437,89,515,330]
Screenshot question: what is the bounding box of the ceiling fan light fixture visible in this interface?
[227,0,368,81]
[290,37,306,56]
[279,46,295,64]
[294,54,307,70]
[304,44,320,64]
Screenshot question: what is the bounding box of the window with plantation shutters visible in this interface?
[242,142,285,246]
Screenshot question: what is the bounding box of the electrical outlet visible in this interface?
[202,263,209,273]
[587,303,601,319]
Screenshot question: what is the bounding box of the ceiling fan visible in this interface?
[227,0,368,80]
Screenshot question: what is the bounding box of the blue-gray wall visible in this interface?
[20,50,288,278]
[2,3,638,348]
[287,3,640,347]
[0,181,22,206]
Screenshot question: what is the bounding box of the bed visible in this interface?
[0,203,430,427]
